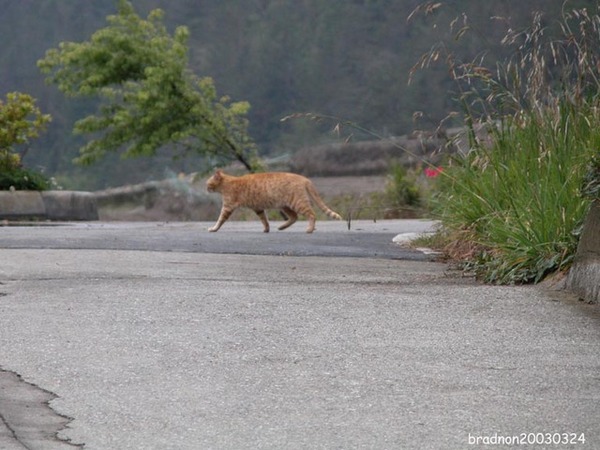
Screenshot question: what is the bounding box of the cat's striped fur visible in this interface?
[206,169,342,233]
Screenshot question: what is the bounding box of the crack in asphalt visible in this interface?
[0,368,83,449]
[0,409,28,450]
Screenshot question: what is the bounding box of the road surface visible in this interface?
[0,220,599,449]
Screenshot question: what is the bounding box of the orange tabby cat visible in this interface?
[206,169,342,233]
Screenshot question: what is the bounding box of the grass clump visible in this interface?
[436,105,596,283]
[420,6,599,283]
[385,163,421,209]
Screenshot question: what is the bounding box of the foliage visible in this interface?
[0,92,51,190]
[419,4,599,283]
[436,106,596,283]
[0,92,51,162]
[0,166,50,191]
[38,0,260,173]
[385,163,421,208]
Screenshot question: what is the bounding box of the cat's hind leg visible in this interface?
[208,207,234,232]
[254,210,270,232]
[305,212,316,233]
[292,200,317,233]
[278,207,298,230]
[296,204,316,233]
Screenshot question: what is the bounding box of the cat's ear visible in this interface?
[214,169,223,179]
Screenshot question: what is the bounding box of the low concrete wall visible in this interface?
[94,179,219,221]
[0,179,218,222]
[0,191,98,221]
[566,199,600,304]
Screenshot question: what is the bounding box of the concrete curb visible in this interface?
[566,199,600,304]
[0,191,98,221]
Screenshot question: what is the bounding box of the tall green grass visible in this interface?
[436,104,597,282]
[425,6,600,283]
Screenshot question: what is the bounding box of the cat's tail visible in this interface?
[306,182,343,220]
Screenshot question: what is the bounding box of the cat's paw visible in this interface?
[208,226,218,232]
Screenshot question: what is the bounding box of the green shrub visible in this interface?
[0,165,50,191]
[435,104,596,283]
[423,6,600,283]
[0,91,51,190]
[385,163,421,208]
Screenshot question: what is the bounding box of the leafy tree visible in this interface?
[0,92,51,190]
[38,0,259,172]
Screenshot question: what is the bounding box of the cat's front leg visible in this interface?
[207,223,221,232]
[208,207,233,232]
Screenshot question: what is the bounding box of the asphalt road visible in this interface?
[0,219,435,260]
[1,220,599,450]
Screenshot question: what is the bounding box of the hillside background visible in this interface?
[0,0,590,189]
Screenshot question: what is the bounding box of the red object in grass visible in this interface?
[424,167,443,178]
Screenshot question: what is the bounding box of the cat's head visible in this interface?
[206,169,224,192]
